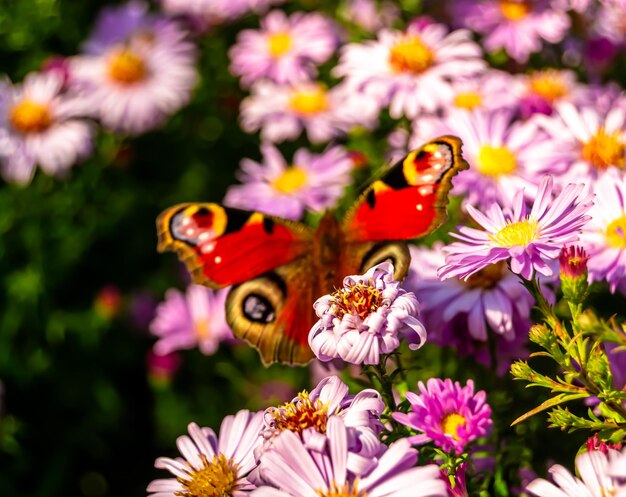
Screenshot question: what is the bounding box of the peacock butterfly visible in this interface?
[156,136,468,365]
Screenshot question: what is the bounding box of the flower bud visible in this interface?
[559,246,589,304]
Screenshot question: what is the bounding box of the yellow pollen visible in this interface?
[177,453,239,497]
[490,219,540,247]
[272,391,329,434]
[581,128,626,170]
[441,413,467,441]
[454,92,482,110]
[267,32,293,57]
[108,49,147,85]
[463,261,506,289]
[476,145,517,177]
[606,215,626,248]
[290,85,329,115]
[331,282,383,321]
[388,35,434,74]
[528,71,568,102]
[499,0,531,20]
[195,319,210,339]
[272,167,308,194]
[9,100,52,134]
[318,481,366,497]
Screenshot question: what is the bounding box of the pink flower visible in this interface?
[309,262,426,366]
[150,284,233,356]
[223,144,353,220]
[0,71,93,184]
[147,410,264,497]
[393,379,492,454]
[333,22,485,119]
[229,10,339,86]
[452,0,571,63]
[440,176,594,281]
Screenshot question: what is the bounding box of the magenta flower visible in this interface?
[559,246,589,280]
[439,176,594,281]
[223,144,353,220]
[452,0,570,63]
[392,379,492,454]
[333,22,485,119]
[240,80,379,143]
[229,10,339,87]
[308,262,426,366]
[527,449,626,497]
[147,409,264,497]
[410,108,557,209]
[262,375,384,475]
[534,103,626,188]
[253,416,447,497]
[70,6,197,135]
[516,69,586,119]
[581,171,626,293]
[0,72,93,184]
[150,284,233,356]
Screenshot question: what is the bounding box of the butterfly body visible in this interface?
[157,136,468,365]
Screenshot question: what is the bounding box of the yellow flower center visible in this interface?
[388,35,434,74]
[476,145,517,177]
[331,283,383,321]
[272,391,329,434]
[318,482,366,497]
[490,219,540,247]
[499,0,531,20]
[195,319,210,339]
[108,49,147,85]
[290,86,329,115]
[441,413,467,441]
[454,92,483,110]
[463,262,506,289]
[272,167,308,194]
[528,71,568,102]
[9,100,52,134]
[606,215,626,248]
[178,453,239,497]
[267,32,293,57]
[581,128,626,170]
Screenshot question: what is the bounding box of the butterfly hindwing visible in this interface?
[226,261,315,366]
[342,136,468,242]
[157,203,312,289]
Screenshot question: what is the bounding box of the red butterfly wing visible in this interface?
[343,136,468,242]
[157,203,312,288]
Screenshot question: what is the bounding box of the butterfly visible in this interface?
[156,136,468,366]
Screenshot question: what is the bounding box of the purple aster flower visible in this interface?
[406,243,534,343]
[343,0,400,32]
[240,80,379,143]
[515,69,587,119]
[261,375,384,475]
[308,262,426,366]
[0,72,94,184]
[333,22,485,119]
[150,284,233,356]
[447,70,520,113]
[147,409,264,497]
[581,171,626,293]
[534,103,626,188]
[527,449,625,497]
[253,416,448,497]
[70,10,197,135]
[229,10,339,87]
[411,108,560,209]
[223,144,353,220]
[161,0,282,27]
[439,176,594,281]
[392,378,492,454]
[595,0,626,45]
[452,0,570,63]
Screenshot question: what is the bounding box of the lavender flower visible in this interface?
[308,262,426,366]
[252,416,447,497]
[150,285,233,356]
[393,379,493,454]
[223,144,353,220]
[147,410,264,497]
[439,176,594,281]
